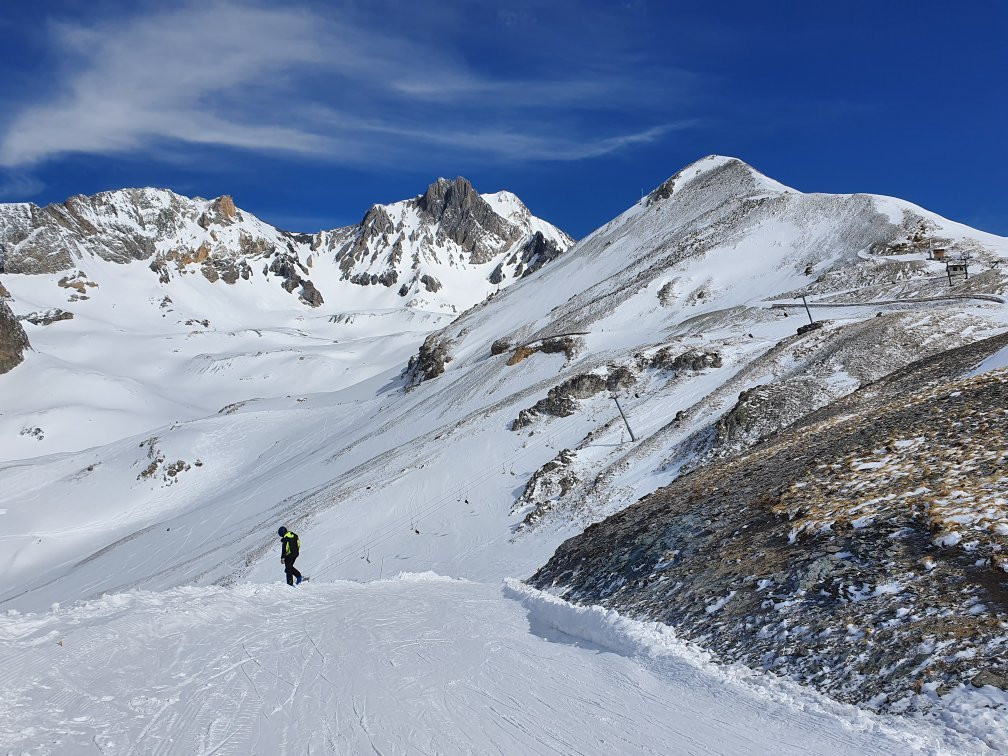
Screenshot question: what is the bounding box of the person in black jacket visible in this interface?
[278,526,303,586]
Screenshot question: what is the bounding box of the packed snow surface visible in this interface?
[1,574,990,755]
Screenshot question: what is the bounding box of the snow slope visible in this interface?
[0,177,573,460]
[5,156,1008,608]
[1,574,989,754]
[0,256,452,460]
[3,155,1008,750]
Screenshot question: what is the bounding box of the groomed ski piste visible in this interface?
[5,157,1008,753]
[4,574,1003,754]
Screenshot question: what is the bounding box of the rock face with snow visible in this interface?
[0,179,574,313]
[530,332,1008,706]
[0,300,29,374]
[309,177,574,306]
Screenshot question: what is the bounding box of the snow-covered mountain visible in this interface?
[4,155,1008,752]
[0,176,573,312]
[0,178,573,459]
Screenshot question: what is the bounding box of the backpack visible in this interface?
[283,531,300,557]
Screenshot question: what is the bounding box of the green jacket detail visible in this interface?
[281,531,300,559]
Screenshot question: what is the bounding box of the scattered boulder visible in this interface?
[606,365,637,392]
[200,263,220,283]
[165,460,191,478]
[512,373,608,430]
[149,257,171,284]
[404,334,453,387]
[57,275,86,294]
[507,336,583,366]
[650,347,722,373]
[22,308,73,326]
[797,320,825,335]
[420,274,442,293]
[0,280,10,299]
[971,670,1008,689]
[137,437,164,481]
[490,338,512,356]
[300,280,324,307]
[349,270,399,287]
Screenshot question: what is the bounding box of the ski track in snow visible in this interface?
[0,575,977,755]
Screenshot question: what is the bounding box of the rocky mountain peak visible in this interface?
[417,176,482,220]
[359,203,395,235]
[415,176,520,264]
[199,195,241,228]
[210,195,237,222]
[647,155,791,206]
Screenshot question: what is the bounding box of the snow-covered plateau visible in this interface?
[3,155,1008,753]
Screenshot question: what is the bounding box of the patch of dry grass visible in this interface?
[774,370,1008,561]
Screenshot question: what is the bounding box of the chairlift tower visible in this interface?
[946,258,969,286]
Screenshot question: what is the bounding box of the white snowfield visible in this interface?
[3,156,1008,753]
[1,575,992,755]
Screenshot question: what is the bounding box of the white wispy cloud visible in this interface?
[0,172,44,199]
[0,1,696,169]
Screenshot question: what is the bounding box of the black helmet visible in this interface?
[278,526,288,537]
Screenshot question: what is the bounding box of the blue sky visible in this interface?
[0,1,1004,238]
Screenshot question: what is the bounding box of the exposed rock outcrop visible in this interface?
[420,274,442,293]
[513,448,579,526]
[516,231,566,278]
[404,334,453,387]
[22,308,73,326]
[512,373,610,430]
[506,336,584,366]
[650,347,722,373]
[0,300,30,373]
[529,331,1008,707]
[417,177,520,264]
[490,338,512,356]
[198,195,239,228]
[300,280,324,308]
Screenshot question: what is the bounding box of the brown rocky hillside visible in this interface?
[530,330,1008,708]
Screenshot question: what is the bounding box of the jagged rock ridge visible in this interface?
[0,179,574,313]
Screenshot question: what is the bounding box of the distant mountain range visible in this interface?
[0,176,574,312]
